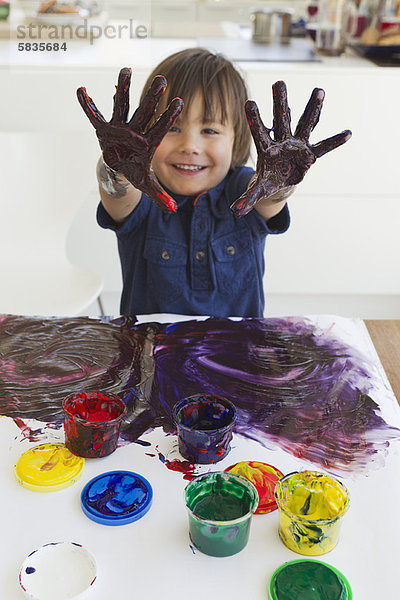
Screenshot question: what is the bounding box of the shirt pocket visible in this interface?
[144,235,188,303]
[211,229,255,294]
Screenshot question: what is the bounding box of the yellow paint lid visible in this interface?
[15,443,84,492]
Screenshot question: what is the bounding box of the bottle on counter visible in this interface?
[313,0,348,55]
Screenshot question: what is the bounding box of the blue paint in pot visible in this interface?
[173,394,236,464]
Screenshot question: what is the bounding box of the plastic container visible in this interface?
[274,471,350,555]
[173,394,236,464]
[268,559,353,599]
[63,391,126,458]
[19,541,97,600]
[15,443,84,492]
[184,471,258,557]
[225,461,284,514]
[81,470,153,526]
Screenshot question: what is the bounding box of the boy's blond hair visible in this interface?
[140,48,251,168]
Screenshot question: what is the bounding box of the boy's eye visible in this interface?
[202,128,219,135]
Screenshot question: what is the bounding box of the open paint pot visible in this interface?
[63,392,126,458]
[184,471,258,557]
[225,461,284,514]
[173,394,236,464]
[19,541,97,600]
[268,559,352,599]
[274,471,350,556]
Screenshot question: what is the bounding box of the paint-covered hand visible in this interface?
[231,81,352,217]
[77,68,183,213]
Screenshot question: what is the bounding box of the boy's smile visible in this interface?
[152,93,235,197]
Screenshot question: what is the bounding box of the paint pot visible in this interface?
[81,470,153,526]
[274,471,350,556]
[63,391,126,458]
[184,471,258,557]
[173,394,236,464]
[268,559,353,599]
[225,461,284,514]
[15,443,84,492]
[19,541,97,600]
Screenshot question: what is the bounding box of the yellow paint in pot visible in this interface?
[274,471,349,555]
[15,443,84,492]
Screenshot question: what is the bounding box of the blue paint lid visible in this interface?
[81,470,153,526]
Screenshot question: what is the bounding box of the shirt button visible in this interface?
[195,250,205,261]
[161,250,170,260]
[226,245,235,255]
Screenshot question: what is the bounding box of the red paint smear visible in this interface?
[193,191,206,207]
[13,417,41,442]
[157,193,177,213]
[156,447,200,481]
[19,570,26,592]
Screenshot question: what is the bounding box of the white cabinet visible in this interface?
[242,65,400,302]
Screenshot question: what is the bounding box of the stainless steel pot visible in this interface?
[251,8,293,44]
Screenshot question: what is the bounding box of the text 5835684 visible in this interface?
[18,42,67,51]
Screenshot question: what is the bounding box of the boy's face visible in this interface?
[152,93,235,197]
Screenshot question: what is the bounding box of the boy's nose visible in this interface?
[178,132,201,154]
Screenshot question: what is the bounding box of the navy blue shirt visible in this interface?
[97,166,290,317]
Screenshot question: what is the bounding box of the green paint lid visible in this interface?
[268,559,352,600]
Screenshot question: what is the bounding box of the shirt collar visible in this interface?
[162,172,230,215]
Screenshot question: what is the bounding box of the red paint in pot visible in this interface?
[63,392,126,458]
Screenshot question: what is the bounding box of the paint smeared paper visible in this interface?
[1,314,399,475]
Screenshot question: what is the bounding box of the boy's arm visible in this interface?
[97,156,141,224]
[254,183,295,222]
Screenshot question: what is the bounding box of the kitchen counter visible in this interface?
[0,11,396,71]
[0,29,393,71]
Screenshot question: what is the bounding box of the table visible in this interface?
[1,314,400,599]
[365,320,400,402]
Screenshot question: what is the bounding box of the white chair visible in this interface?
[0,132,103,316]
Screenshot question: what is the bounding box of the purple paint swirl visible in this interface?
[148,318,399,474]
[0,314,399,475]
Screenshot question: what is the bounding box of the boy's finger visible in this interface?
[148,97,184,149]
[142,173,178,213]
[272,81,292,141]
[111,67,132,124]
[245,100,272,156]
[294,88,325,141]
[76,87,107,129]
[129,75,167,132]
[312,130,352,158]
[230,177,264,217]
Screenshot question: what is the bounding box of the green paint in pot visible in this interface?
[184,471,258,557]
[268,559,352,600]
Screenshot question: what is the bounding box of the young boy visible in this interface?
[77,48,351,318]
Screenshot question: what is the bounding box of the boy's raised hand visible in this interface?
[77,68,183,213]
[231,81,352,217]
